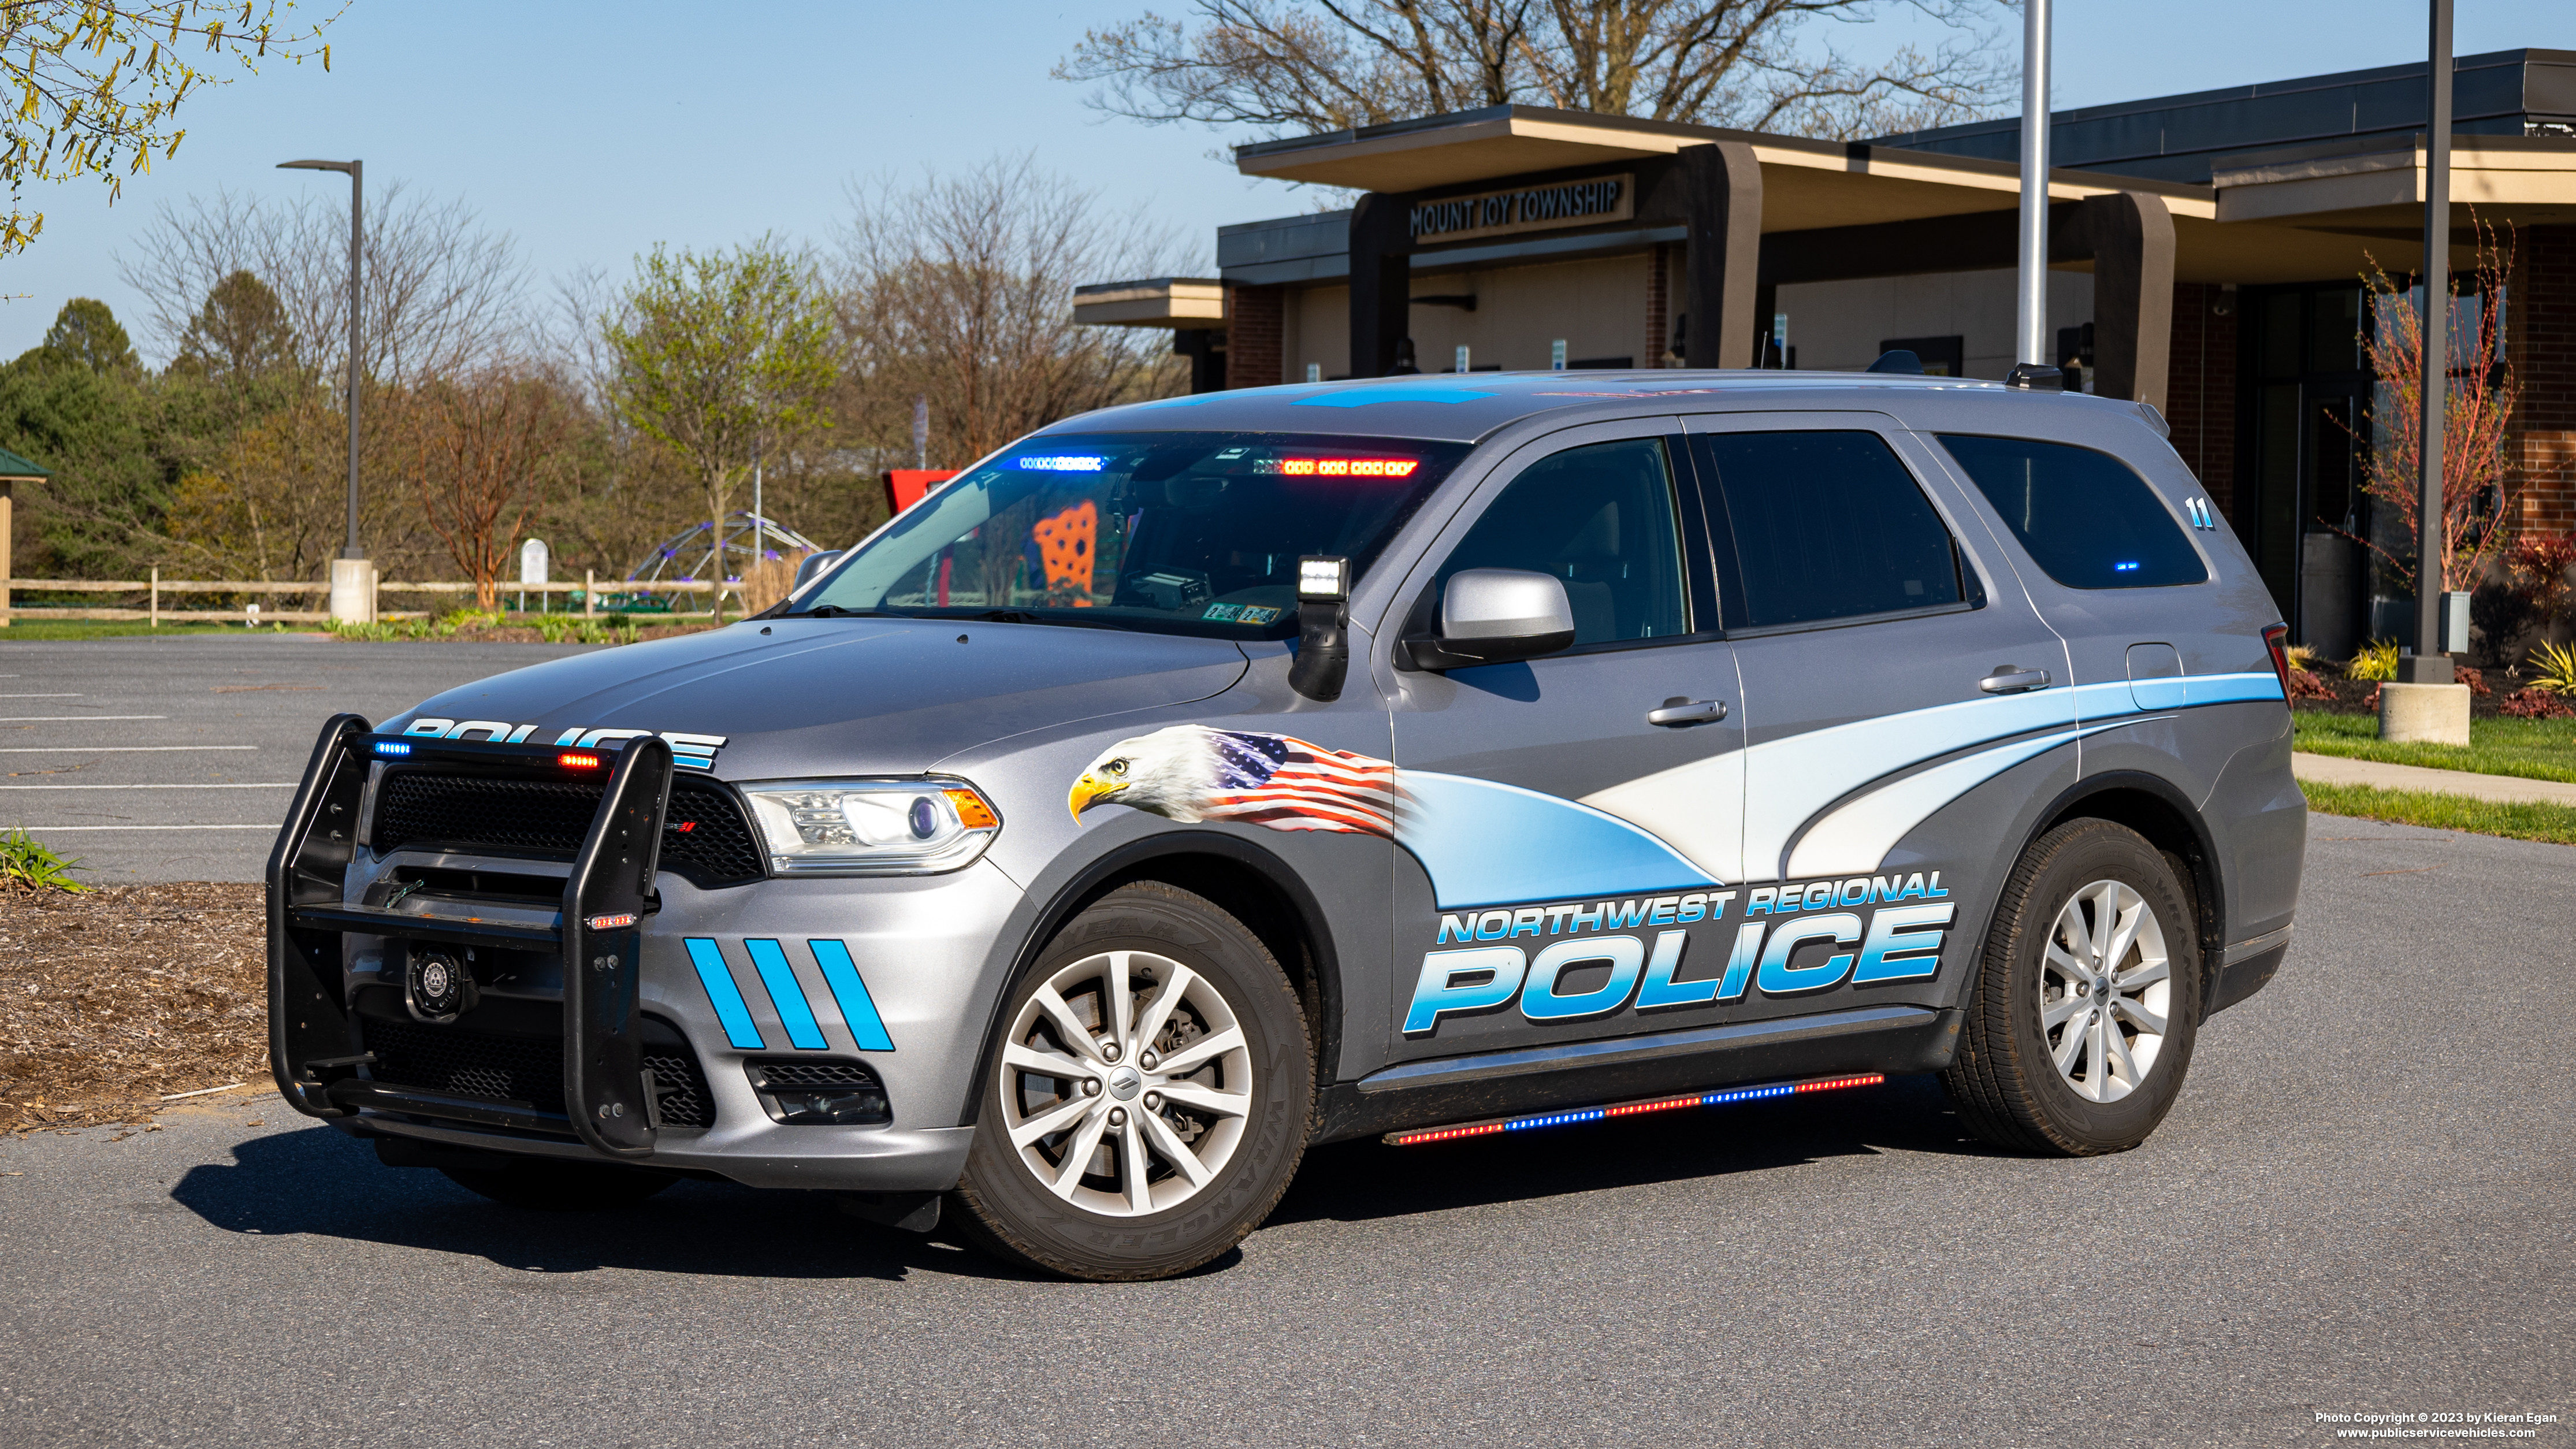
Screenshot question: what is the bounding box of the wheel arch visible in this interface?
[2024,771,2227,1010]
[961,831,1344,1128]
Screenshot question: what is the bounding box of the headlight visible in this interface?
[737,779,1001,875]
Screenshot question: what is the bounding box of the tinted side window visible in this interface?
[1700,430,1963,628]
[1437,438,1689,646]
[1938,434,2208,589]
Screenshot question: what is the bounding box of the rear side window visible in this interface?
[1938,434,2207,589]
[1697,430,1964,629]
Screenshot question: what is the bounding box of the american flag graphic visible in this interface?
[1199,730,1399,838]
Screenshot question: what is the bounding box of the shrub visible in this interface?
[2454,665,2491,697]
[2500,688,2576,720]
[0,830,88,892]
[2345,638,2402,681]
[2527,640,2576,696]
[2508,532,2576,626]
[2287,668,2336,704]
[535,615,642,646]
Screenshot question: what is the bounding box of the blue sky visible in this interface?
[0,0,2564,359]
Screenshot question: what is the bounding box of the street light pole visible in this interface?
[278,158,367,622]
[2015,0,2053,371]
[2404,3,2456,687]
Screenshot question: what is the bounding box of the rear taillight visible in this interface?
[2262,624,2293,703]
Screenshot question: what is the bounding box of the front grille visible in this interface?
[361,1016,715,1129]
[372,770,764,885]
[660,781,764,883]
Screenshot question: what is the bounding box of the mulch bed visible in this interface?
[0,883,267,1136]
[2291,668,2529,719]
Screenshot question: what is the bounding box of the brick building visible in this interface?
[1077,49,2576,656]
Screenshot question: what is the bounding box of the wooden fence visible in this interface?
[0,570,739,625]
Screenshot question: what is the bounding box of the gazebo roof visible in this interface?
[0,445,52,480]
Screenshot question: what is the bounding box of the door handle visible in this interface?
[1979,665,2053,694]
[1647,697,1727,727]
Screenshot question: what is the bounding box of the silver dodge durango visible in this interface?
[269,369,2304,1280]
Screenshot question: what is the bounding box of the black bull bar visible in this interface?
[266,714,675,1160]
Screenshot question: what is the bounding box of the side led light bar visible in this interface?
[558,752,604,770]
[372,741,412,757]
[1383,1072,1886,1147]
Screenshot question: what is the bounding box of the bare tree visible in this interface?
[838,155,1192,470]
[1057,0,2006,141]
[115,183,527,380]
[406,367,575,608]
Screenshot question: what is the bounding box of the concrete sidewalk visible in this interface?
[2293,750,2576,806]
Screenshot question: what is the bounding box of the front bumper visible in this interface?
[267,718,1020,1193]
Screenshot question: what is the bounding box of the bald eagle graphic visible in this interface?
[1068,725,1397,838]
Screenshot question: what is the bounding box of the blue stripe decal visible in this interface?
[745,938,828,1050]
[685,938,765,1050]
[2073,671,2283,722]
[808,939,895,1052]
[1401,770,1720,909]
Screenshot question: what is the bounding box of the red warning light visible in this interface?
[558,752,603,770]
[1278,458,1419,477]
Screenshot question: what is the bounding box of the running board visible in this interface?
[266,720,675,1162]
[1383,1071,1887,1146]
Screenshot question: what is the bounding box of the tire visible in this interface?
[1941,818,2202,1156]
[950,880,1313,1281]
[438,1158,679,1210]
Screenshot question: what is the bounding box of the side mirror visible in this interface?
[791,550,842,593]
[1402,568,1578,670]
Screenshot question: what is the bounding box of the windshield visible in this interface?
[795,431,1473,637]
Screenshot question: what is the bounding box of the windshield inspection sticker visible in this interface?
[1199,603,1282,625]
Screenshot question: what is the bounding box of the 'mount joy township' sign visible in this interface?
[1408,174,1634,245]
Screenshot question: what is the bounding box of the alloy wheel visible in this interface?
[2039,878,2173,1104]
[997,949,1255,1217]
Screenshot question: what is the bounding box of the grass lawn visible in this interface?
[2292,708,2576,784]
[2302,781,2576,847]
[0,616,716,644]
[0,619,322,641]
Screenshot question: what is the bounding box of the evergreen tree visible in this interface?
[27,299,142,375]
[172,271,302,384]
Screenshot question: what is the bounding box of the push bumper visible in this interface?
[267,716,1017,1193]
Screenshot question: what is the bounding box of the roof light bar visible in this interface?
[1382,1072,1886,1147]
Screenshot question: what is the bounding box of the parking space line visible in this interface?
[9,823,274,831]
[0,715,168,722]
[0,694,82,699]
[0,746,257,753]
[0,782,298,790]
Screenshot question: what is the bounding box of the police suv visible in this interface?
[269,370,2303,1281]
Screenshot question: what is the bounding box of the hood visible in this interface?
[392,618,1250,780]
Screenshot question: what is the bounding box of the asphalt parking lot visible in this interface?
[1,637,2569,1446]
[0,635,591,883]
